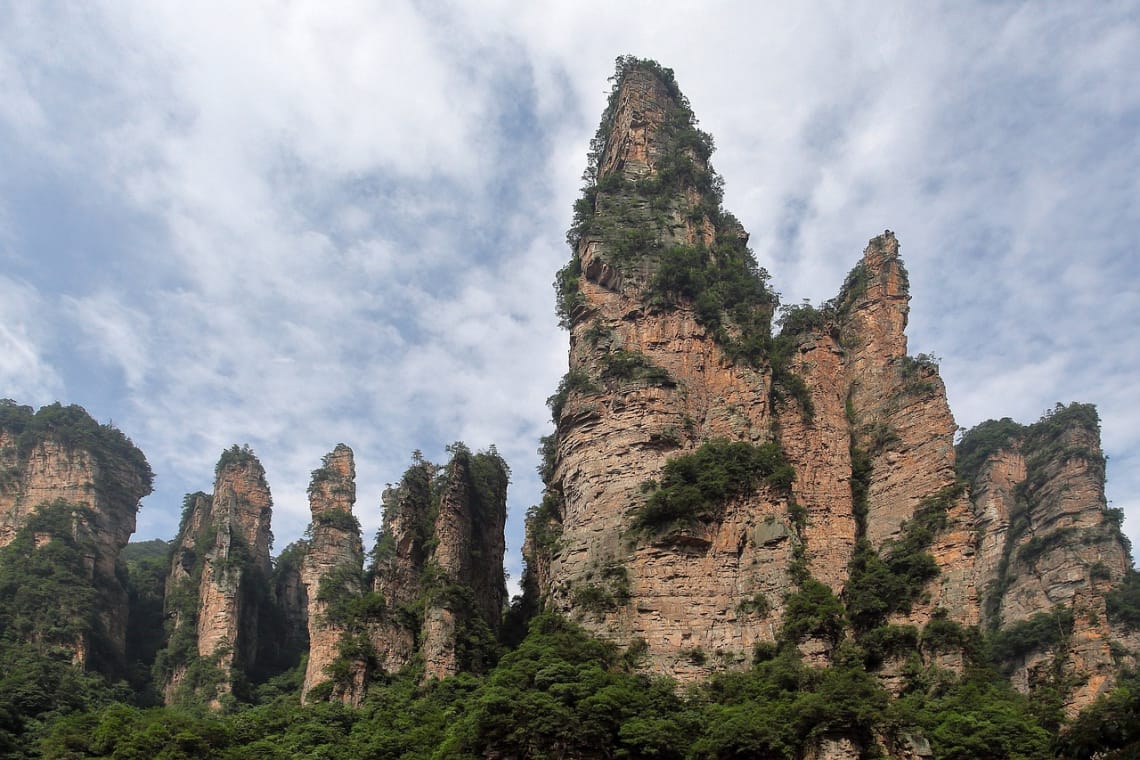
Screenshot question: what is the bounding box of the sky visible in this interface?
[1,1,1138,589]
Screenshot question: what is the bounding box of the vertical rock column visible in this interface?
[840,233,979,627]
[421,448,508,679]
[198,449,273,704]
[299,444,363,703]
[158,446,272,706]
[968,406,1137,712]
[540,60,793,682]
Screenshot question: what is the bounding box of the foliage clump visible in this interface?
[545,369,598,424]
[1106,568,1140,630]
[632,439,794,532]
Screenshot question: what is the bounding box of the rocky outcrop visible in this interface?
[530,58,1133,715]
[158,445,273,706]
[0,401,152,671]
[297,445,509,703]
[299,444,363,703]
[531,59,982,680]
[960,405,1139,713]
[418,449,508,679]
[368,446,508,681]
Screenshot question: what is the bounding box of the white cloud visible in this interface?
[0,278,63,405]
[63,293,151,391]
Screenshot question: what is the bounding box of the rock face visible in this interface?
[529,58,1136,715]
[159,445,273,705]
[299,444,363,703]
[369,446,508,682]
[531,60,972,680]
[959,406,1140,713]
[0,401,152,670]
[297,445,509,704]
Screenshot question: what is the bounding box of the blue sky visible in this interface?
[2,2,1138,589]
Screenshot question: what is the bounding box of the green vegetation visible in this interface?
[307,448,354,500]
[1106,568,1140,630]
[545,368,598,423]
[631,439,794,533]
[600,349,674,387]
[525,493,563,554]
[844,474,963,633]
[215,443,266,482]
[897,353,941,397]
[0,400,153,506]
[988,607,1074,672]
[960,404,1116,628]
[310,508,361,534]
[556,56,779,383]
[780,578,847,646]
[347,445,509,691]
[571,564,630,614]
[955,417,1025,489]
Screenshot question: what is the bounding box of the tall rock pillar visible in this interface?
[299,444,364,704]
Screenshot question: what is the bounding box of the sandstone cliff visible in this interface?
[959,405,1140,713]
[528,57,1135,719]
[0,401,152,671]
[157,445,274,706]
[300,445,509,702]
[531,59,978,681]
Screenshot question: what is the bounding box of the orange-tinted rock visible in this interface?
[532,60,1134,715]
[299,444,363,703]
[965,406,1137,713]
[159,446,273,706]
[0,402,151,670]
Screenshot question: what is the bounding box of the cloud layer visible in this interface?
[1,2,1137,580]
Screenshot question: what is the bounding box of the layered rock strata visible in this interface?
[530,60,979,680]
[961,406,1139,713]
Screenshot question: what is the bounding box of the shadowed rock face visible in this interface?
[297,446,508,704]
[368,448,508,682]
[0,402,152,671]
[527,60,1135,711]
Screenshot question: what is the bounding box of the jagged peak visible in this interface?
[307,443,356,512]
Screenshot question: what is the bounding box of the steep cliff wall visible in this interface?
[367,446,508,682]
[959,405,1139,713]
[530,59,983,681]
[298,445,509,703]
[0,401,152,671]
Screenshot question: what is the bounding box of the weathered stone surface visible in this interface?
[968,408,1137,713]
[0,404,151,670]
[532,61,1135,720]
[532,62,981,681]
[420,450,508,679]
[299,444,363,703]
[159,447,273,706]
